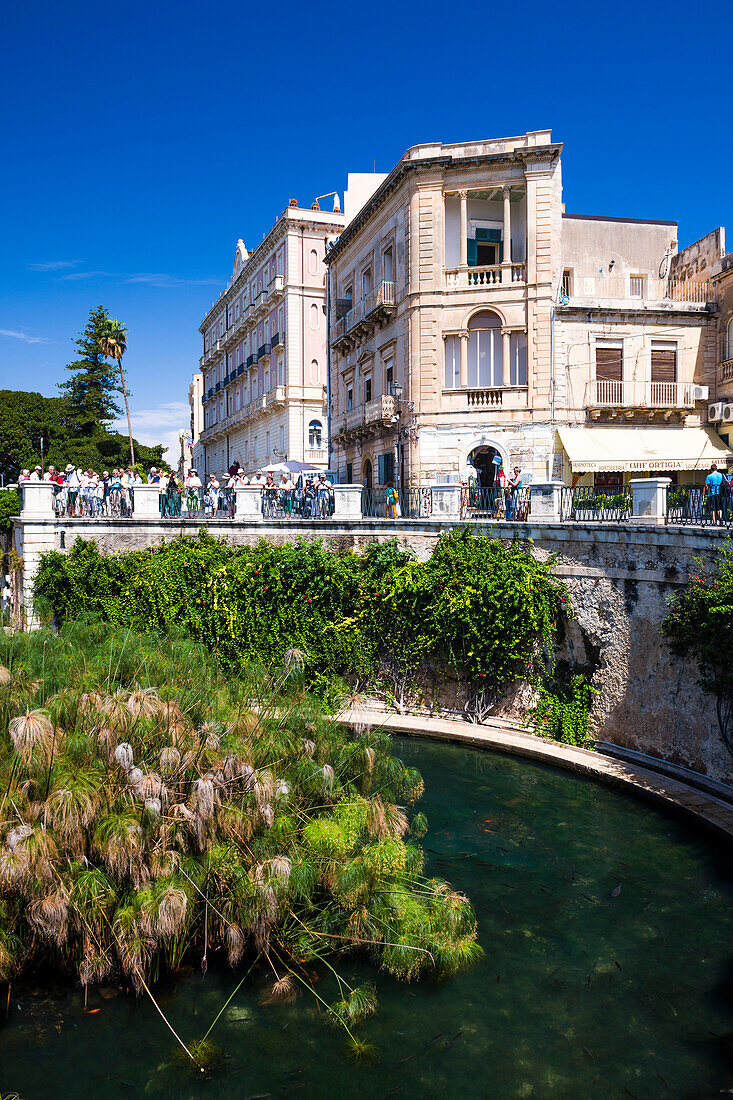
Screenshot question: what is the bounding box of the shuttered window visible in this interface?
[651,346,677,383]
[595,345,623,382]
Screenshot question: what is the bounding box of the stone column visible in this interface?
[501,328,511,388]
[20,481,54,518]
[529,481,563,522]
[431,484,462,519]
[459,191,468,269]
[501,185,512,282]
[333,483,364,517]
[629,477,671,525]
[459,331,469,389]
[235,485,264,520]
[131,484,163,518]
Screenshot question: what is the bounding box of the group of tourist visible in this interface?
[17,463,335,520]
[187,469,335,518]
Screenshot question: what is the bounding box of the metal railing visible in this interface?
[362,486,431,519]
[461,486,531,521]
[665,484,733,527]
[586,380,697,408]
[564,276,715,304]
[561,486,631,522]
[261,487,335,519]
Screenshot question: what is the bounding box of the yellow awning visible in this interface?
[557,425,733,473]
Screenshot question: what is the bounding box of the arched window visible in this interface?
[727,317,733,361]
[467,310,503,388]
[309,420,323,447]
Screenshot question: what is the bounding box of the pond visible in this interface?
[1,736,733,1099]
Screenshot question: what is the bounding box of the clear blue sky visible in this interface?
[1,0,730,458]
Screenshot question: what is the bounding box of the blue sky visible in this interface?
[1,0,731,460]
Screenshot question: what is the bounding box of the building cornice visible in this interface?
[326,144,562,264]
[200,208,344,332]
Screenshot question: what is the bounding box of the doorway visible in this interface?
[469,446,502,488]
[362,458,372,489]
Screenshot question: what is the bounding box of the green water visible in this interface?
[2,737,733,1099]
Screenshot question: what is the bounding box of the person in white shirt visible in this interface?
[29,466,42,482]
[279,474,294,515]
[43,466,56,482]
[206,474,220,517]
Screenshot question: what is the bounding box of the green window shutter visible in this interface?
[378,454,386,484]
[487,229,501,243]
[346,463,353,483]
[498,241,504,263]
[386,453,394,482]
[467,238,477,267]
[475,227,489,241]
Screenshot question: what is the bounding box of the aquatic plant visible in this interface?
[0,620,480,1052]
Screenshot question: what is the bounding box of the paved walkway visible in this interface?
[338,704,733,840]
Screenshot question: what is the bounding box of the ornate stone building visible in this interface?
[196,201,344,477]
[326,131,727,489]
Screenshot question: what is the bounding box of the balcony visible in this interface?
[722,358,733,383]
[258,342,271,362]
[560,277,715,311]
[252,291,267,319]
[305,447,327,465]
[266,385,286,408]
[265,274,285,304]
[586,379,702,420]
[215,381,222,394]
[330,280,396,352]
[445,263,526,288]
[441,386,529,412]
[271,331,282,349]
[246,353,256,368]
[335,393,397,442]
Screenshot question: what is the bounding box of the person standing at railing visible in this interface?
[385,481,398,519]
[704,463,724,525]
[316,473,332,517]
[205,473,219,517]
[506,467,523,520]
[185,468,202,515]
[279,474,294,515]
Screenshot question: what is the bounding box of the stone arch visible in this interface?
[459,435,509,479]
[463,305,506,330]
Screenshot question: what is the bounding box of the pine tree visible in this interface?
[59,305,123,429]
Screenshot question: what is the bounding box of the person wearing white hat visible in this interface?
[29,465,42,482]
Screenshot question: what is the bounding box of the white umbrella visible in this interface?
[257,462,289,474]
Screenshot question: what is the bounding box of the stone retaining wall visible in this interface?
[11,514,731,782]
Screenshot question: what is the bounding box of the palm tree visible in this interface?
[98,319,134,467]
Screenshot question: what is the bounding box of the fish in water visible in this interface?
[611,884,622,897]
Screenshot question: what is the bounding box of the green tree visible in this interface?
[59,306,122,430]
[97,318,133,466]
[0,390,72,480]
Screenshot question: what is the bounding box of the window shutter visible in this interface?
[378,454,386,484]
[487,229,501,243]
[651,349,676,383]
[467,238,477,267]
[595,347,623,382]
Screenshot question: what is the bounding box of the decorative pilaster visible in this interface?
[459,191,468,269]
[502,185,512,282]
[501,329,511,387]
[459,331,469,388]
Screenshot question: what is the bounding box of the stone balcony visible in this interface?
[445,263,526,288]
[442,386,529,411]
[335,393,397,443]
[330,281,396,352]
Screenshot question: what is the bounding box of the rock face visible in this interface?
[13,513,731,780]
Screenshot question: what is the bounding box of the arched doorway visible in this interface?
[468,446,501,489]
[362,458,373,488]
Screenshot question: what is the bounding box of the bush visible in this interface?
[530,673,595,746]
[34,529,566,707]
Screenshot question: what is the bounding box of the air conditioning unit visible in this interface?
[691,384,709,401]
[721,403,733,423]
[709,403,724,422]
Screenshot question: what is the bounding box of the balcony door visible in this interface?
[651,342,677,405]
[468,311,503,389]
[595,342,623,404]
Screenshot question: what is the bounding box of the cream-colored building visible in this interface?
[326,131,728,490]
[196,201,345,477]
